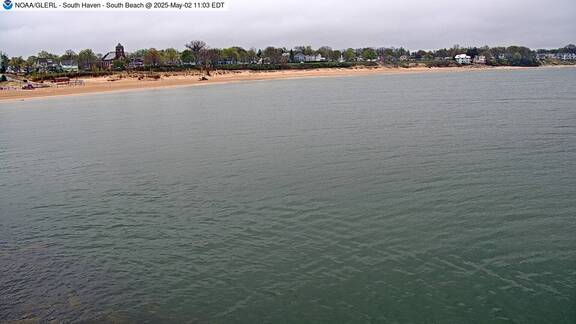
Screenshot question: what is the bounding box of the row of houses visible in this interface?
[453,54,487,64]
[18,42,560,74]
[536,52,576,60]
[5,58,80,74]
[21,44,137,73]
[27,50,487,73]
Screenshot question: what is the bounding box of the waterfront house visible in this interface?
[6,66,20,74]
[128,57,144,69]
[60,60,79,72]
[473,55,486,64]
[455,54,471,64]
[293,53,325,63]
[293,53,306,63]
[560,53,576,60]
[536,52,575,61]
[36,58,59,73]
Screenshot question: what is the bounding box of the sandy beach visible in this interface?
[0,65,571,102]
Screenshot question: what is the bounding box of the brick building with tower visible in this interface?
[99,43,126,69]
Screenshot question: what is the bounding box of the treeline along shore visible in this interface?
[0,41,575,101]
[2,41,575,78]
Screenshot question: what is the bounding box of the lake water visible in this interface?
[1,68,575,323]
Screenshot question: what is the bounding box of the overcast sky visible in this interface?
[1,0,574,56]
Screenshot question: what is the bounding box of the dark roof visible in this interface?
[61,60,78,66]
[102,51,116,61]
[37,58,56,65]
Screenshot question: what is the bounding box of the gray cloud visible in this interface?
[0,0,574,56]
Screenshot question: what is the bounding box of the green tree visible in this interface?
[343,48,357,62]
[9,56,26,72]
[466,47,479,58]
[25,56,38,73]
[564,44,576,54]
[331,49,342,62]
[511,52,523,65]
[263,47,283,64]
[180,49,195,64]
[0,51,8,73]
[317,46,333,61]
[246,48,257,63]
[221,47,240,63]
[362,48,377,61]
[129,49,148,59]
[295,46,314,55]
[232,47,248,63]
[163,48,180,65]
[144,48,162,66]
[61,49,78,61]
[77,49,98,70]
[112,60,126,70]
[37,50,59,62]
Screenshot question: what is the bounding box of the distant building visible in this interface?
[293,53,325,63]
[6,66,20,74]
[455,54,471,64]
[60,60,79,72]
[399,55,409,61]
[128,57,144,69]
[293,53,306,62]
[36,58,58,73]
[99,43,127,69]
[473,55,486,64]
[559,53,576,60]
[536,52,575,61]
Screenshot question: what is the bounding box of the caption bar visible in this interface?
[2,0,227,11]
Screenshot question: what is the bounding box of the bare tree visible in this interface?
[185,40,207,64]
[198,48,220,75]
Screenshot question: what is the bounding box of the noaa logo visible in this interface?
[3,0,13,10]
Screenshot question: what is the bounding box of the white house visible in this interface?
[293,53,325,63]
[473,55,486,64]
[559,53,576,60]
[455,54,471,64]
[60,60,79,72]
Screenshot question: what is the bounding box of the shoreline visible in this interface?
[1,65,573,103]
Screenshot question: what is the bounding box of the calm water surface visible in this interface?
[1,68,575,323]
